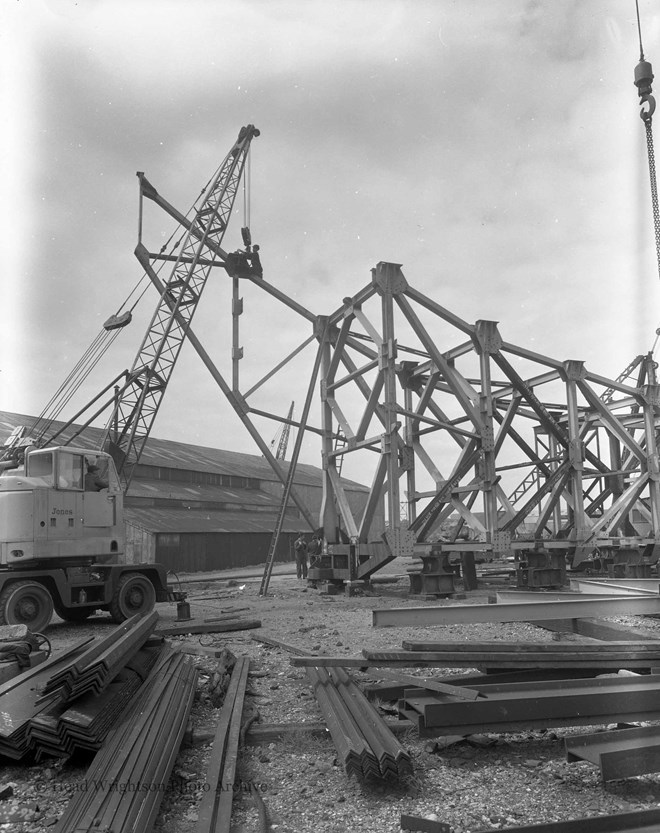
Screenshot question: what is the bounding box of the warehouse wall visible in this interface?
[154,530,298,572]
[124,522,156,565]
[259,480,385,539]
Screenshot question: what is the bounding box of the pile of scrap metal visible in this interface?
[306,665,413,781]
[0,611,193,762]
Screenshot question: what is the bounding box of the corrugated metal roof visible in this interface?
[124,506,301,534]
[127,478,281,508]
[0,410,367,492]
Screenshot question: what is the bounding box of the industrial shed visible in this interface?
[0,411,383,572]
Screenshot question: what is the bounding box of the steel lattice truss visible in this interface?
[124,137,660,580]
[224,261,660,576]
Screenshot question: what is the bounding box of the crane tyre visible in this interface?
[0,580,54,633]
[109,573,156,623]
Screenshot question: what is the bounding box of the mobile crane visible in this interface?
[0,125,259,632]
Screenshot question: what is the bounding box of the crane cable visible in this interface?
[243,146,251,231]
[635,0,660,283]
[30,168,224,443]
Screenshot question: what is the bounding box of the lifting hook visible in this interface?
[640,93,656,122]
[635,58,656,122]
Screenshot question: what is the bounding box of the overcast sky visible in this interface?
[2,0,660,477]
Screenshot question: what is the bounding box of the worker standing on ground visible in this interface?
[307,533,321,567]
[294,533,308,580]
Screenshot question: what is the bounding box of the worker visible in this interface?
[247,244,263,278]
[307,533,322,567]
[294,533,308,580]
[85,463,108,491]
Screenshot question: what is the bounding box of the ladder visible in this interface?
[334,430,348,477]
[259,325,328,595]
[258,457,300,596]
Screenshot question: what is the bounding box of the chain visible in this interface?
[644,116,660,277]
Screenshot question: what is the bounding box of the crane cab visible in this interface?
[0,446,124,566]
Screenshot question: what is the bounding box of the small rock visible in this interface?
[523,759,542,768]
[259,754,271,763]
[312,644,321,651]
[174,769,196,781]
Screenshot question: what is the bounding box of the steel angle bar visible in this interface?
[70,653,188,832]
[0,637,92,699]
[399,640,660,653]
[402,808,660,833]
[156,618,262,636]
[196,656,250,833]
[130,658,198,833]
[367,669,481,701]
[307,669,360,775]
[106,655,194,833]
[40,613,156,700]
[495,591,640,602]
[328,667,412,779]
[211,657,250,833]
[565,725,660,781]
[372,595,660,628]
[403,674,660,734]
[308,666,374,778]
[570,579,660,596]
[57,648,196,833]
[363,650,660,670]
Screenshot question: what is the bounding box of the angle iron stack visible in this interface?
[307,665,413,781]
[57,646,197,833]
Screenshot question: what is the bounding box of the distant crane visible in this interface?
[269,401,295,461]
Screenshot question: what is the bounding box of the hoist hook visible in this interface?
[635,58,655,122]
[641,93,656,122]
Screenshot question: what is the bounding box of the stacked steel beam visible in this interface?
[0,639,93,760]
[307,665,413,781]
[57,647,197,833]
[38,611,158,700]
[27,646,159,759]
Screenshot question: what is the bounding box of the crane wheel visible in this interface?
[0,580,54,633]
[109,573,156,623]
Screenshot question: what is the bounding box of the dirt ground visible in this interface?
[4,561,660,833]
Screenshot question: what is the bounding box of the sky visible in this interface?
[2,0,660,482]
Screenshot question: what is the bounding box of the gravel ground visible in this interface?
[4,566,660,832]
